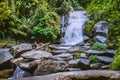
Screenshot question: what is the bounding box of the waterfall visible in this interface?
[61,11,88,45]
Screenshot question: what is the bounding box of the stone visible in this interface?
[11,57,24,65]
[68,68,81,71]
[68,46,87,53]
[101,65,109,69]
[106,49,115,56]
[83,36,89,42]
[14,70,120,80]
[90,63,102,69]
[51,50,67,55]
[78,59,90,70]
[80,53,88,58]
[93,20,109,37]
[0,49,13,69]
[53,53,73,61]
[49,44,71,50]
[21,50,53,59]
[94,36,107,44]
[68,59,80,68]
[86,50,106,55]
[9,43,32,57]
[34,59,69,76]
[97,56,113,64]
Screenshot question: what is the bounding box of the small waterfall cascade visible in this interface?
[9,66,26,79]
[61,11,88,45]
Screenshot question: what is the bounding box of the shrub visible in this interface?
[110,48,120,70]
[74,53,81,59]
[89,55,100,63]
[90,42,106,51]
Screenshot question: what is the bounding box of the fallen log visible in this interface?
[12,70,120,80]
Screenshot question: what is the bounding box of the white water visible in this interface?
[62,11,88,45]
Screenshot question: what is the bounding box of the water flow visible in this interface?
[62,11,88,45]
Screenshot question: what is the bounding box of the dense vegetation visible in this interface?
[0,0,120,69]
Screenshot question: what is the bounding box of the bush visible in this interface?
[110,48,120,70]
[74,53,81,59]
[90,42,106,51]
[89,55,100,63]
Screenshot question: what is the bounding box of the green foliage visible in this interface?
[87,0,120,41]
[74,53,81,59]
[110,48,120,70]
[90,42,106,51]
[89,55,100,63]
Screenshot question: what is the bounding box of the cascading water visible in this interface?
[62,11,88,45]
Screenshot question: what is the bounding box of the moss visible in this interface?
[0,69,13,79]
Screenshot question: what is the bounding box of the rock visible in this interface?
[34,59,69,76]
[78,59,90,70]
[51,50,67,55]
[53,53,73,61]
[97,56,113,64]
[101,65,109,69]
[11,57,24,65]
[83,46,91,50]
[68,59,80,68]
[106,49,115,54]
[49,44,71,50]
[9,43,32,57]
[83,36,89,42]
[19,60,41,70]
[94,36,107,44]
[0,69,13,79]
[0,49,13,70]
[68,46,87,53]
[90,63,102,69]
[0,49,13,64]
[21,50,53,59]
[15,70,120,80]
[80,53,88,58]
[93,20,109,37]
[68,68,81,71]
[86,50,106,55]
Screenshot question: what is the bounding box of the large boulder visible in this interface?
[93,20,109,37]
[9,43,32,57]
[21,50,53,59]
[34,59,69,76]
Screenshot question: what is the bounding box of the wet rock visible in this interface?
[83,46,91,50]
[68,46,87,53]
[94,36,107,44]
[21,50,53,59]
[86,50,106,55]
[106,49,115,56]
[83,36,89,42]
[10,66,31,79]
[78,59,90,70]
[9,43,32,57]
[97,56,113,64]
[90,63,102,69]
[53,53,73,61]
[49,44,71,50]
[0,49,13,64]
[34,59,69,76]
